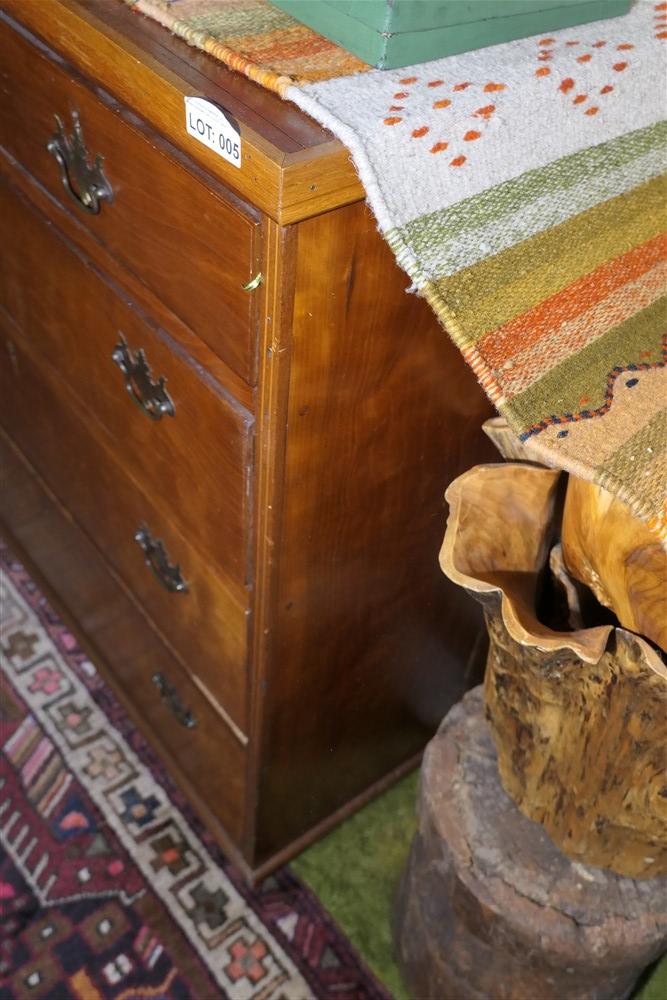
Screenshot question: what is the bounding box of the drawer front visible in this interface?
[0,324,251,734]
[106,652,247,843]
[0,431,247,845]
[0,15,261,384]
[0,177,252,587]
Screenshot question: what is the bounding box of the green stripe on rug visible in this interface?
[597,410,667,515]
[185,4,295,37]
[509,297,665,425]
[432,174,667,344]
[392,122,667,277]
[403,146,666,281]
[130,0,299,40]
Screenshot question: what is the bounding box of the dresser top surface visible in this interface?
[83,0,331,155]
[1,0,365,222]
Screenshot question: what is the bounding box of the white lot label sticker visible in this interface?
[184,96,241,168]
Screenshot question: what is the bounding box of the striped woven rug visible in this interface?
[126,0,667,537]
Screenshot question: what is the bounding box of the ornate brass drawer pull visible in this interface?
[152,672,197,729]
[46,111,113,215]
[112,335,175,420]
[135,524,188,593]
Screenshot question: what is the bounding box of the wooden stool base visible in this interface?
[394,688,667,1000]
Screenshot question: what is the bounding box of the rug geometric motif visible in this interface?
[0,541,389,1000]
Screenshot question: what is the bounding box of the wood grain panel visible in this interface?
[0,322,251,735]
[251,202,496,863]
[0,177,253,586]
[0,14,263,383]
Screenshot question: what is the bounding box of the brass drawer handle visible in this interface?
[152,672,197,729]
[241,272,262,292]
[112,335,175,420]
[135,524,188,594]
[46,110,113,215]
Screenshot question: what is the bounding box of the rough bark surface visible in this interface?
[394,688,667,1000]
[484,605,667,878]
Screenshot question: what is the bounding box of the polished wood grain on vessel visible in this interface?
[0,14,263,384]
[0,321,250,735]
[251,201,495,862]
[0,177,253,587]
[562,476,667,653]
[0,433,248,853]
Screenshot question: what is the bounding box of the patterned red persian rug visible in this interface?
[0,541,389,1000]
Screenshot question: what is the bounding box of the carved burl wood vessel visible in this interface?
[482,415,667,650]
[561,475,667,651]
[440,463,667,879]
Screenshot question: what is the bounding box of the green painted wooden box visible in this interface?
[272,0,631,69]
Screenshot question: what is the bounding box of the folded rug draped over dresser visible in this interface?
[126,0,667,536]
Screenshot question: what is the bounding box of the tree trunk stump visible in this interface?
[394,687,667,1000]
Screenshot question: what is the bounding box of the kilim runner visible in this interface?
[125,0,667,538]
[0,541,389,1000]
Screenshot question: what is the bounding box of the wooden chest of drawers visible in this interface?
[0,0,495,880]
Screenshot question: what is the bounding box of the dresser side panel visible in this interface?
[253,201,496,863]
[244,217,298,861]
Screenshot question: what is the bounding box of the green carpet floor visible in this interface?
[293,769,667,1000]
